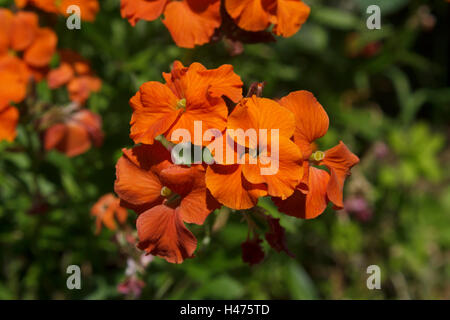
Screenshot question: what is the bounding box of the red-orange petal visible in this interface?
[0,9,13,56]
[72,109,103,147]
[67,75,101,104]
[0,104,19,142]
[177,166,219,225]
[241,136,302,199]
[228,96,296,149]
[322,141,359,209]
[23,27,57,68]
[130,81,181,145]
[197,64,243,103]
[10,11,39,52]
[47,62,75,88]
[225,0,272,32]
[205,163,267,210]
[162,0,221,48]
[0,56,29,104]
[274,166,330,219]
[114,146,169,213]
[121,0,169,26]
[279,90,329,160]
[137,205,197,264]
[272,0,310,37]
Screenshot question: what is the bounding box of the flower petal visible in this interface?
[0,104,19,142]
[225,0,271,32]
[47,62,74,88]
[23,27,57,68]
[206,163,267,210]
[242,136,302,199]
[272,0,310,37]
[178,166,219,225]
[67,75,101,103]
[137,205,197,264]
[197,64,243,102]
[129,81,181,145]
[162,0,221,48]
[279,90,329,159]
[322,141,359,209]
[0,9,13,56]
[10,11,39,51]
[121,0,168,26]
[114,144,171,212]
[228,96,296,149]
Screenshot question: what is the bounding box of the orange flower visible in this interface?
[47,50,102,104]
[0,103,19,142]
[0,55,30,105]
[121,0,221,48]
[130,60,242,145]
[0,9,57,70]
[91,193,128,234]
[44,108,103,157]
[205,96,303,209]
[273,91,359,219]
[114,143,218,263]
[225,0,310,37]
[15,0,99,21]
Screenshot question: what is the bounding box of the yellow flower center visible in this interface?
[160,186,173,197]
[310,150,325,162]
[176,98,186,110]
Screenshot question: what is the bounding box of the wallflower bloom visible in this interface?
[130,60,242,145]
[91,193,128,234]
[225,0,310,37]
[47,50,102,104]
[273,91,360,219]
[114,143,218,263]
[121,0,221,48]
[44,108,104,157]
[0,9,57,70]
[205,96,303,209]
[15,0,100,21]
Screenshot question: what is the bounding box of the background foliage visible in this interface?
[0,0,449,299]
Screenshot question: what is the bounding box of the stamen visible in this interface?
[160,186,172,197]
[310,150,325,162]
[176,98,186,110]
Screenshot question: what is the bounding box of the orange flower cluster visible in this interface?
[0,9,103,156]
[15,0,100,22]
[47,49,102,104]
[120,0,310,48]
[0,9,57,141]
[115,61,359,264]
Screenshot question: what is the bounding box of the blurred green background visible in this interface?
[0,0,449,299]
